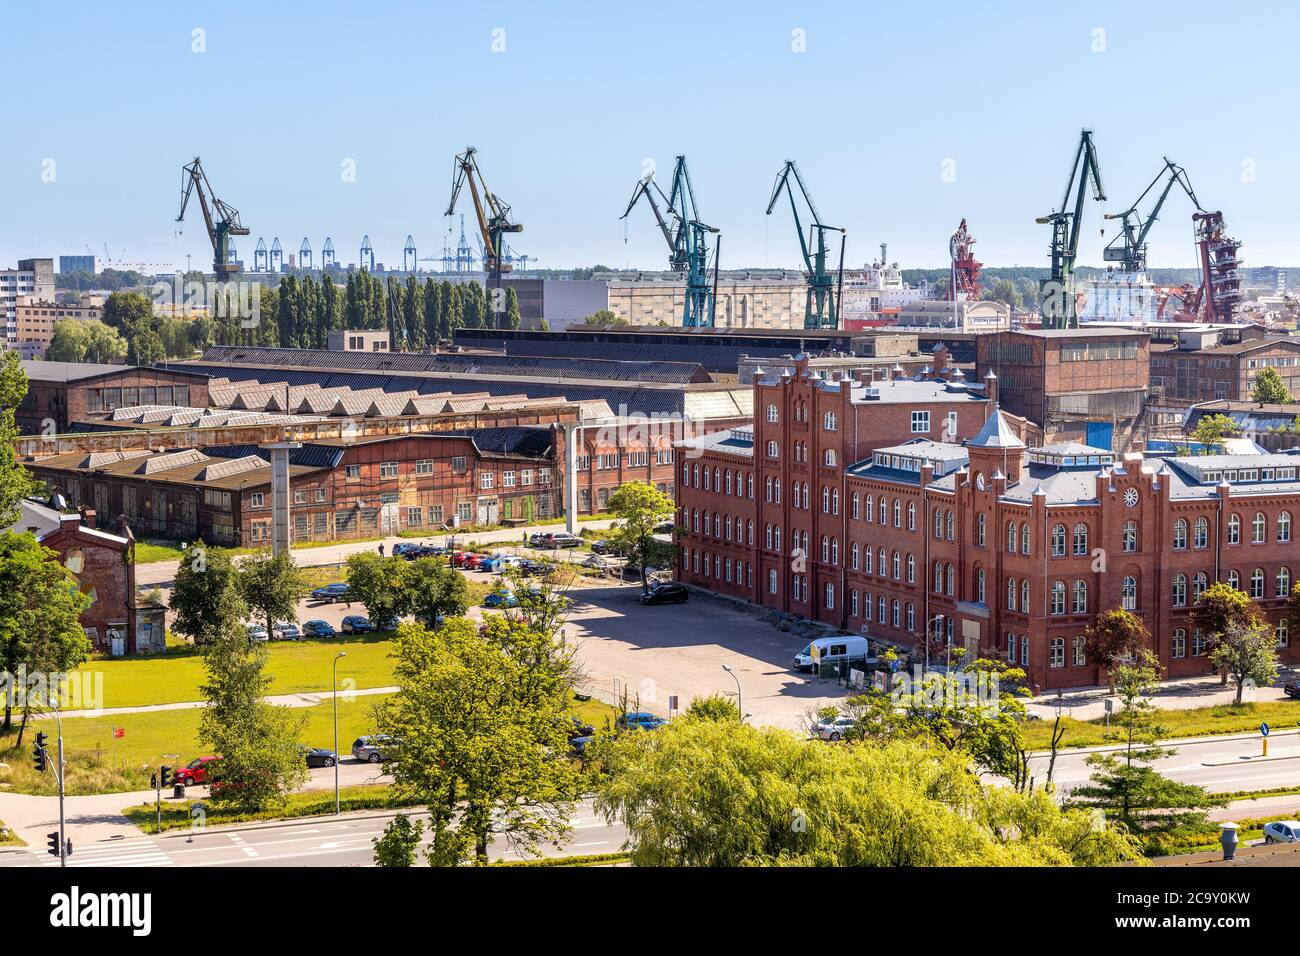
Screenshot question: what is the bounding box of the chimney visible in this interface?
[79,505,97,529]
[984,370,998,405]
[59,513,81,532]
[932,346,949,375]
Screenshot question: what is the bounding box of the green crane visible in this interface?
[176,157,250,280]
[1036,130,1106,329]
[765,160,845,330]
[620,156,719,327]
[1103,158,1201,274]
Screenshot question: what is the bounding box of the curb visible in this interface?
[1029,726,1299,758]
[148,805,428,841]
[1202,753,1300,768]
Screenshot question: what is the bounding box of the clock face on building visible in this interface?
[1124,488,1139,508]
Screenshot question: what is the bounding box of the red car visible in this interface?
[175,755,220,786]
[454,551,489,570]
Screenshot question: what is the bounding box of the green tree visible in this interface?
[683,693,740,722]
[594,719,1143,866]
[605,481,676,593]
[1068,653,1225,853]
[423,279,443,344]
[1084,608,1148,690]
[45,320,90,362]
[170,544,248,646]
[238,549,304,639]
[344,553,407,626]
[1250,367,1292,404]
[378,618,580,864]
[373,813,425,866]
[1189,413,1239,450]
[125,324,165,365]
[0,354,39,520]
[100,290,154,332]
[0,534,93,738]
[504,287,522,330]
[1208,620,1279,705]
[404,275,426,350]
[582,309,627,328]
[198,622,308,812]
[400,557,470,625]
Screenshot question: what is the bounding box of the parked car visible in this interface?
[518,559,553,577]
[352,735,395,764]
[639,582,689,605]
[1284,681,1300,700]
[272,621,302,641]
[392,543,424,558]
[341,615,374,634]
[793,636,870,674]
[580,554,612,571]
[569,734,595,756]
[811,716,858,742]
[569,717,596,739]
[654,520,676,534]
[533,532,583,549]
[311,583,352,603]
[464,553,494,570]
[302,620,336,638]
[246,624,269,643]
[175,755,220,786]
[374,616,399,631]
[302,747,337,768]
[1263,821,1300,844]
[483,589,520,609]
[452,551,485,568]
[590,540,625,556]
[617,711,667,732]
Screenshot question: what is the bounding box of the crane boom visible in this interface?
[1036,130,1106,328]
[176,156,249,279]
[766,160,845,330]
[446,147,522,283]
[1103,158,1201,274]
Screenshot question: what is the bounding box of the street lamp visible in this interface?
[722,664,742,721]
[333,652,346,815]
[49,696,66,868]
[926,615,945,673]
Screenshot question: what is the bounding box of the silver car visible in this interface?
[1263,821,1300,844]
[811,716,858,741]
[351,735,394,764]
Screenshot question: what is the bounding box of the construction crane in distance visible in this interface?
[403,235,417,272]
[620,156,720,327]
[322,238,336,270]
[1103,158,1200,274]
[360,235,374,271]
[446,146,522,292]
[269,237,283,273]
[299,238,312,271]
[254,238,268,272]
[1036,130,1105,329]
[176,156,250,280]
[765,160,845,330]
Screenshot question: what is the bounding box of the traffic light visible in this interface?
[33,732,48,773]
[46,832,59,857]
[160,766,173,788]
[64,838,73,859]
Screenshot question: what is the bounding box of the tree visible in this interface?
[605,481,676,593]
[1084,608,1148,690]
[1208,620,1279,705]
[373,813,425,866]
[0,534,92,739]
[100,290,154,332]
[683,693,740,722]
[378,618,580,865]
[1189,413,1239,450]
[125,324,165,366]
[504,287,522,330]
[400,557,470,625]
[582,309,627,328]
[1193,581,1264,686]
[198,621,308,812]
[0,354,39,522]
[594,719,1143,866]
[45,320,90,362]
[1250,367,1292,405]
[1068,653,1225,853]
[170,544,247,645]
[344,553,407,625]
[238,549,304,638]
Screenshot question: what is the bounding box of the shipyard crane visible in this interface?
[269,237,283,273]
[1103,158,1201,274]
[299,238,312,271]
[1036,130,1106,328]
[620,155,720,327]
[253,237,268,272]
[176,157,250,280]
[403,235,417,272]
[446,146,522,287]
[765,160,846,330]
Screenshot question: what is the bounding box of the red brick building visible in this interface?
[676,358,1300,690]
[1149,326,1300,405]
[17,361,210,435]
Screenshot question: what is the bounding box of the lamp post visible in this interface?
[50,696,67,868]
[333,652,346,815]
[722,664,742,721]
[926,615,945,673]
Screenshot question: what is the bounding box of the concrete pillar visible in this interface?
[262,442,302,556]
[564,423,580,535]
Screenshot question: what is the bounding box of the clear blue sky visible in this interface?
[3,0,1298,272]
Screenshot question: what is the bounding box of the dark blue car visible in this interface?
[617,711,667,731]
[311,583,352,603]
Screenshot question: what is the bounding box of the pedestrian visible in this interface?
[522,531,528,546]
[378,543,385,557]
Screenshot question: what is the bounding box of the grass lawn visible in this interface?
[71,633,398,709]
[134,539,187,563]
[0,821,24,847]
[124,784,417,833]
[1022,699,1300,751]
[0,694,390,796]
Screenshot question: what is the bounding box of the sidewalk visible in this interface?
[1027,672,1297,720]
[137,517,619,585]
[56,685,398,721]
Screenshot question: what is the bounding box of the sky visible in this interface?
[3,0,1299,274]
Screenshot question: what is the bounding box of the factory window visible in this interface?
[458,503,472,522]
[540,468,552,484]
[766,404,778,423]
[1173,518,1187,550]
[1072,523,1089,556]
[823,412,837,431]
[1279,567,1292,598]
[415,459,434,475]
[520,469,533,485]
[294,489,306,504]
[480,472,495,490]
[1050,638,1065,669]
[451,456,467,473]
[1280,512,1293,543]
[345,465,361,479]
[1194,517,1209,549]
[250,493,265,508]
[503,471,516,488]
[316,488,327,502]
[1253,512,1267,544]
[1073,580,1088,614]
[911,411,930,434]
[766,441,779,458]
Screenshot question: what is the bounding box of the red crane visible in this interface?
[947,219,982,300]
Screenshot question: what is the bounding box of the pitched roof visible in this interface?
[967,410,1025,449]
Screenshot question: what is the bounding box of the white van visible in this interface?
[793,635,870,673]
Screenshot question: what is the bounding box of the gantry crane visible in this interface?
[1103,158,1201,274]
[176,157,250,279]
[620,155,720,327]
[446,147,522,324]
[1036,130,1105,328]
[765,160,845,330]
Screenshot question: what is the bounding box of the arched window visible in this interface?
[893,500,901,527]
[1227,569,1240,590]
[774,527,782,552]
[946,564,955,596]
[832,489,840,515]
[864,547,874,574]
[1007,577,1018,610]
[1072,580,1088,614]
[1253,512,1267,544]
[1279,621,1291,648]
[1007,522,1018,554]
[831,538,840,565]
[1121,575,1138,610]
[724,470,733,495]
[1022,579,1030,610]
[1280,512,1293,543]
[1173,518,1188,550]
[974,567,985,604]
[1052,524,1066,557]
[1193,572,1208,601]
[747,519,753,544]
[945,510,954,540]
[878,548,887,577]
[1277,566,1291,598]
[976,513,986,547]
[1194,517,1209,549]
[906,553,915,583]
[824,448,837,467]
[851,493,860,520]
[934,561,944,592]
[878,497,888,524]
[766,440,779,459]
[1072,523,1088,556]
[766,403,778,423]
[1021,524,1031,555]
[907,501,916,531]
[820,536,830,562]
[851,542,860,570]
[934,507,944,538]
[774,479,781,504]
[1172,573,1186,607]
[1122,520,1138,553]
[821,486,830,513]
[1251,568,1265,599]
[891,551,901,579]
[1051,581,1066,614]
[1228,514,1241,544]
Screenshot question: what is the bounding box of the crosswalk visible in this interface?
[38,837,173,868]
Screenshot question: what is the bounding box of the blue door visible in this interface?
[1086,421,1113,451]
